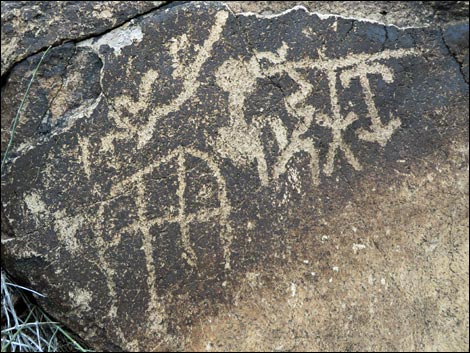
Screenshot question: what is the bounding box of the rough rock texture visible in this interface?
[1,1,166,76]
[229,1,470,27]
[1,1,469,352]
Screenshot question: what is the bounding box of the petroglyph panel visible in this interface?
[1,2,468,351]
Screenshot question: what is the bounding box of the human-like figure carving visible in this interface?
[214,43,418,184]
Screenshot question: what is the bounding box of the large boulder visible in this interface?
[1,1,468,351]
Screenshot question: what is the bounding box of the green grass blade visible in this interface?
[1,45,52,173]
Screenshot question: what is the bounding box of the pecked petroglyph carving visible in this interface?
[90,9,418,192]
[3,2,469,351]
[97,11,229,152]
[68,16,419,301]
[215,43,418,182]
[104,146,232,338]
[214,57,269,185]
[77,25,420,304]
[26,145,233,343]
[1,8,429,350]
[257,43,321,184]
[136,11,229,148]
[111,146,232,270]
[340,62,402,146]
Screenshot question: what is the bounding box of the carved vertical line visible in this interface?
[324,70,341,176]
[137,175,166,335]
[137,11,229,148]
[359,74,381,126]
[91,203,127,341]
[185,148,233,270]
[177,151,197,267]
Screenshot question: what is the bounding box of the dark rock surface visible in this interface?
[1,1,468,351]
[1,1,166,76]
[229,1,470,27]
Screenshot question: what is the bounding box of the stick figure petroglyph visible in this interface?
[340,62,401,147]
[258,43,321,185]
[95,9,417,191]
[214,42,418,184]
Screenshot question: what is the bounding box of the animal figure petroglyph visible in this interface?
[94,8,416,190]
[9,7,431,350]
[84,22,419,314]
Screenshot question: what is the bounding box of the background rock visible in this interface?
[1,1,469,351]
[229,1,470,27]
[1,1,167,76]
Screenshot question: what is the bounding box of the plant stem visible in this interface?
[1,46,52,174]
